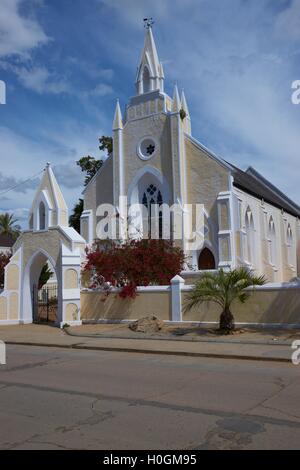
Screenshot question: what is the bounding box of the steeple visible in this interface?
[180,89,191,134]
[180,90,190,117]
[29,163,68,231]
[172,84,181,112]
[112,100,123,130]
[135,25,164,95]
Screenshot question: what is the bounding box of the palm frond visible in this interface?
[184,267,266,313]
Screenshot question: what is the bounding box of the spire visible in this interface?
[181,90,190,117]
[29,163,68,230]
[172,84,181,112]
[112,100,123,130]
[136,26,164,95]
[159,62,165,80]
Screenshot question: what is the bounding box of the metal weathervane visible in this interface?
[143,17,154,29]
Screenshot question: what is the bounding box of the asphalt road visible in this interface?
[0,345,300,450]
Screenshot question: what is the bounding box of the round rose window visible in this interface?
[138,138,157,160]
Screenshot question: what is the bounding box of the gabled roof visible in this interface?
[185,134,232,172]
[229,163,300,218]
[186,133,300,218]
[29,163,68,216]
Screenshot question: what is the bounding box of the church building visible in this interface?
[81,24,300,283]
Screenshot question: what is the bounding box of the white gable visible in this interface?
[29,163,68,231]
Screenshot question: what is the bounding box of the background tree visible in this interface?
[69,136,113,232]
[38,263,54,290]
[76,136,113,186]
[184,268,266,333]
[76,156,103,187]
[69,199,83,232]
[0,213,21,240]
[99,135,113,155]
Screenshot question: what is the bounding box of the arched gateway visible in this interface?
[0,164,86,327]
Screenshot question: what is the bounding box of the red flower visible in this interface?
[83,239,185,299]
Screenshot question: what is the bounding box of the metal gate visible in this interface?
[32,284,58,324]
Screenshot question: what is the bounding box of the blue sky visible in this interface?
[0,0,300,227]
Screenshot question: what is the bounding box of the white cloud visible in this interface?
[0,1,67,96]
[0,0,49,58]
[15,65,70,94]
[124,0,299,203]
[52,162,84,189]
[102,0,299,203]
[100,0,196,27]
[1,0,299,212]
[97,69,114,80]
[0,171,40,194]
[0,208,29,224]
[0,61,111,97]
[275,0,300,41]
[88,83,113,97]
[67,57,114,80]
[0,122,104,227]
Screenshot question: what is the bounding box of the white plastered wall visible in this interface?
[232,187,298,282]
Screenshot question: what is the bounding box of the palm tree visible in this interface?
[184,268,266,332]
[38,263,54,290]
[0,213,21,239]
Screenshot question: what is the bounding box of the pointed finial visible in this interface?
[181,89,190,116]
[112,99,123,130]
[172,84,181,113]
[159,62,165,79]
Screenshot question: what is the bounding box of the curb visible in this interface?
[5,341,291,364]
[64,331,292,347]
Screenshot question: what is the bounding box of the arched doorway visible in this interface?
[198,247,216,270]
[23,250,59,325]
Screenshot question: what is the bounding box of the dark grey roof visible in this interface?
[228,163,300,218]
[0,233,14,248]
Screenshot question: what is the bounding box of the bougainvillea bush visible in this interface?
[84,239,185,299]
[0,251,11,288]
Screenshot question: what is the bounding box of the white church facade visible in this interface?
[81,25,300,283]
[1,25,300,327]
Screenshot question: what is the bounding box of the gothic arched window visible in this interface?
[287,224,293,266]
[143,66,151,93]
[39,201,46,230]
[142,184,163,238]
[268,216,276,266]
[245,207,255,265]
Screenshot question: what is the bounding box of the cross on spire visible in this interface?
[143,17,154,29]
